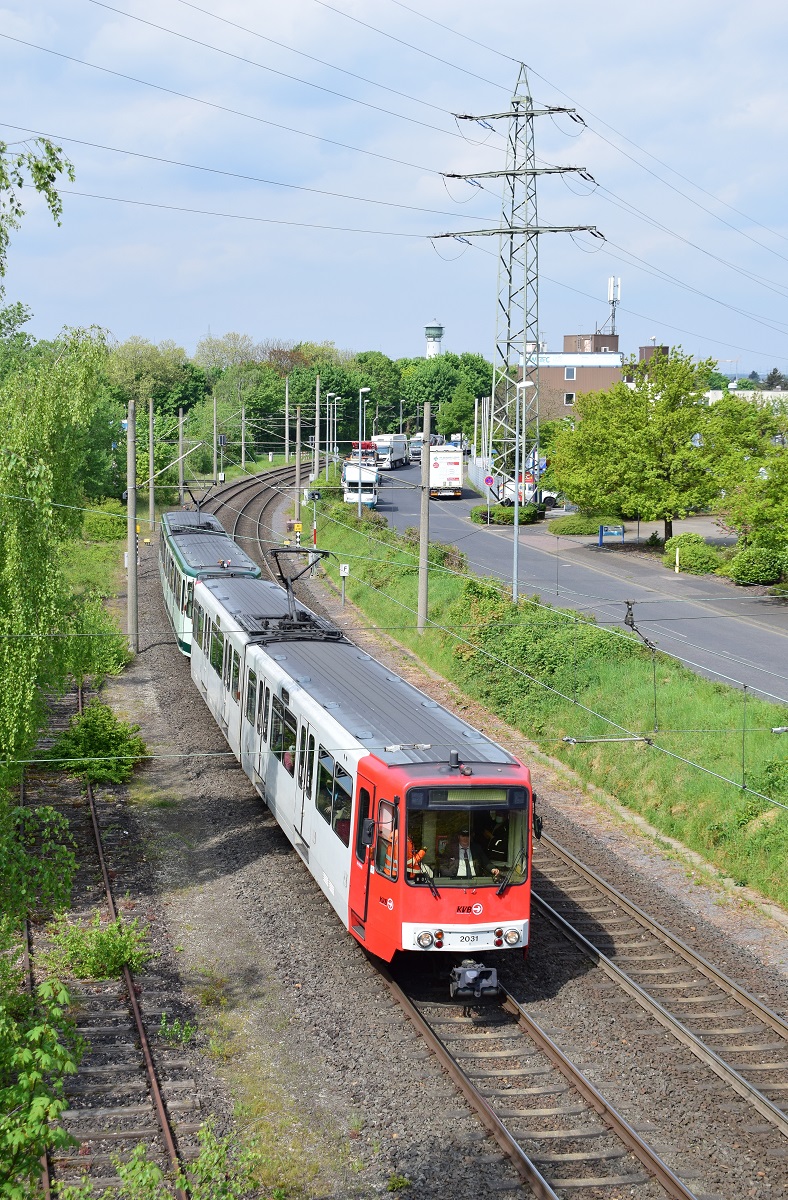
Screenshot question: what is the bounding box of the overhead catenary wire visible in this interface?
[205,472,788,703]
[335,564,788,812]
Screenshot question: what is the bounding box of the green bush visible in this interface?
[664,532,706,554]
[82,498,127,541]
[470,503,539,526]
[550,512,620,535]
[46,912,152,978]
[726,547,785,585]
[47,698,146,783]
[662,534,721,575]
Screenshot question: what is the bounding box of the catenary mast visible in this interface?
[438,63,600,501]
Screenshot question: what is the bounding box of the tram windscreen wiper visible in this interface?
[496,846,526,897]
[418,868,440,899]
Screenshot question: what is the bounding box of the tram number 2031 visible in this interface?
[459,934,479,943]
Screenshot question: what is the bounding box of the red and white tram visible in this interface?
[185,564,536,962]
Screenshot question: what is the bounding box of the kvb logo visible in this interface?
[456,903,484,915]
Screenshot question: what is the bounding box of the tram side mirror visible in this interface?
[532,813,543,841]
[361,818,376,847]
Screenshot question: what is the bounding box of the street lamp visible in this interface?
[512,380,534,604]
[358,387,371,519]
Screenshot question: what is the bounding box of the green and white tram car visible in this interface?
[159,510,261,655]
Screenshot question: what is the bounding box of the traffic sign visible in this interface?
[292,522,302,533]
[484,475,494,487]
[339,563,350,577]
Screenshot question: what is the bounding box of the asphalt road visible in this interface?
[374,462,788,707]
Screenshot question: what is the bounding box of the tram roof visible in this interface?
[162,511,259,577]
[198,575,513,769]
[266,639,514,768]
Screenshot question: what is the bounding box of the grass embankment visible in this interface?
[314,490,788,909]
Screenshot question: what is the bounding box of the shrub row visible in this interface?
[470,503,540,526]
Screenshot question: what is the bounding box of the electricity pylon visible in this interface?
[437,63,600,500]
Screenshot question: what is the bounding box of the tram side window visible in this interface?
[209,626,224,675]
[257,682,270,739]
[245,670,257,724]
[186,581,194,618]
[356,788,371,862]
[194,604,205,649]
[271,697,297,775]
[332,765,352,848]
[316,747,333,825]
[230,650,241,702]
[375,801,398,881]
[222,642,232,690]
[305,734,315,796]
[297,727,307,788]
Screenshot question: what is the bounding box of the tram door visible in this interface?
[294,722,315,840]
[348,774,376,936]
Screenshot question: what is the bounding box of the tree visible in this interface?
[704,369,731,391]
[763,368,786,391]
[436,381,475,439]
[717,445,788,549]
[107,337,207,417]
[549,349,717,540]
[457,352,493,400]
[193,331,262,372]
[354,351,401,431]
[0,138,74,276]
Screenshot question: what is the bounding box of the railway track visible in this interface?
[529,835,788,1140]
[382,961,697,1199]
[201,471,788,1195]
[203,462,300,571]
[25,689,199,1195]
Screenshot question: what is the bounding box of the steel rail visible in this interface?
[537,833,788,1039]
[18,767,53,1200]
[84,773,188,1200]
[499,992,697,1200]
[532,893,788,1140]
[377,963,698,1200]
[376,964,560,1200]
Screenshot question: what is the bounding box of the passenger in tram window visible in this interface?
[482,811,509,863]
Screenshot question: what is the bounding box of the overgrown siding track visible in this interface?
[25,689,198,1195]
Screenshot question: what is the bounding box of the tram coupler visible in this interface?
[450,959,499,1000]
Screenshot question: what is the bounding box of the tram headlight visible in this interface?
[416,931,434,949]
[503,928,520,946]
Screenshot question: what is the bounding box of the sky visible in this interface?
[1,0,788,372]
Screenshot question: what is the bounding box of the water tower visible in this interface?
[425,319,444,358]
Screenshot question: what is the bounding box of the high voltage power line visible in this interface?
[374,0,788,258]
[86,0,505,150]
[0,121,497,225]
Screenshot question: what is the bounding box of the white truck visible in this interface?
[371,433,409,469]
[409,433,423,461]
[429,446,464,499]
[343,462,379,508]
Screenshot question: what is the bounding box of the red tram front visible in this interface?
[348,757,534,961]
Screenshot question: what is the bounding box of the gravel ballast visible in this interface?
[102,510,788,1199]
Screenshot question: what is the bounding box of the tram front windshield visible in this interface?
[406,800,527,888]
